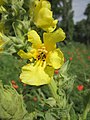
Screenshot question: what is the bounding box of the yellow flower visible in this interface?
[0,33,4,51]
[18,29,65,86]
[30,0,58,32]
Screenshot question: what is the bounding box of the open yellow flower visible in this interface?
[18,29,65,86]
[30,0,58,32]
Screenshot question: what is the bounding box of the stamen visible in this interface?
[37,46,48,61]
[38,49,42,52]
[43,49,48,53]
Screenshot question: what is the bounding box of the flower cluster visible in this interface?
[1,0,66,86]
[17,0,66,86]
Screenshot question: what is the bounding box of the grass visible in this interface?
[61,42,90,119]
[61,42,90,84]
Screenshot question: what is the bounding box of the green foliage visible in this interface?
[0,43,90,119]
[0,0,90,119]
[16,61,76,120]
[52,0,74,41]
[61,42,90,119]
[84,3,90,22]
[62,42,90,82]
[0,53,26,85]
[0,53,77,119]
[0,81,35,120]
[0,0,30,36]
[74,3,90,45]
[52,0,62,18]
[0,0,32,55]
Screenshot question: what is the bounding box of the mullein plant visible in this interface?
[0,0,83,120]
[0,0,85,119]
[17,0,66,109]
[1,0,66,86]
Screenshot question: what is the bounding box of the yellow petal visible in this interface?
[34,7,58,32]
[20,62,51,86]
[43,28,66,51]
[46,49,64,69]
[33,0,51,17]
[31,0,57,32]
[18,50,32,59]
[44,65,54,77]
[41,0,51,9]
[28,30,42,49]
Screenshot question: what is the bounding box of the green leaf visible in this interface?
[60,60,70,77]
[45,97,56,107]
[70,108,77,120]
[45,112,56,120]
[0,81,31,120]
[12,21,24,38]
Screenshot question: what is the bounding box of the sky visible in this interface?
[72,0,90,23]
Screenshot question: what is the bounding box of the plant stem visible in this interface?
[82,97,90,120]
[48,78,60,107]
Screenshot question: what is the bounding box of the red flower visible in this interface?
[88,56,90,60]
[12,84,19,89]
[54,69,59,74]
[69,57,73,61]
[77,85,84,91]
[11,80,16,84]
[11,80,19,89]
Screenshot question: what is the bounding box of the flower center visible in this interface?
[37,46,48,61]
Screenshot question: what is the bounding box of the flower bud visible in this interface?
[0,81,30,119]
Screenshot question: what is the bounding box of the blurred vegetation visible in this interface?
[74,3,90,45]
[52,0,74,42]
[0,0,90,44]
[61,42,90,120]
[0,42,90,119]
[0,0,90,120]
[52,0,90,45]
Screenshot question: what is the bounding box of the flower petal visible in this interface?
[34,7,58,32]
[28,30,42,49]
[31,0,57,32]
[18,50,32,59]
[44,65,54,77]
[43,28,66,51]
[20,62,51,86]
[46,49,64,69]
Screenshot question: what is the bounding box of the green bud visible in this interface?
[0,81,31,120]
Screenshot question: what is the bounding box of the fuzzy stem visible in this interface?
[82,98,90,120]
[48,78,60,107]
